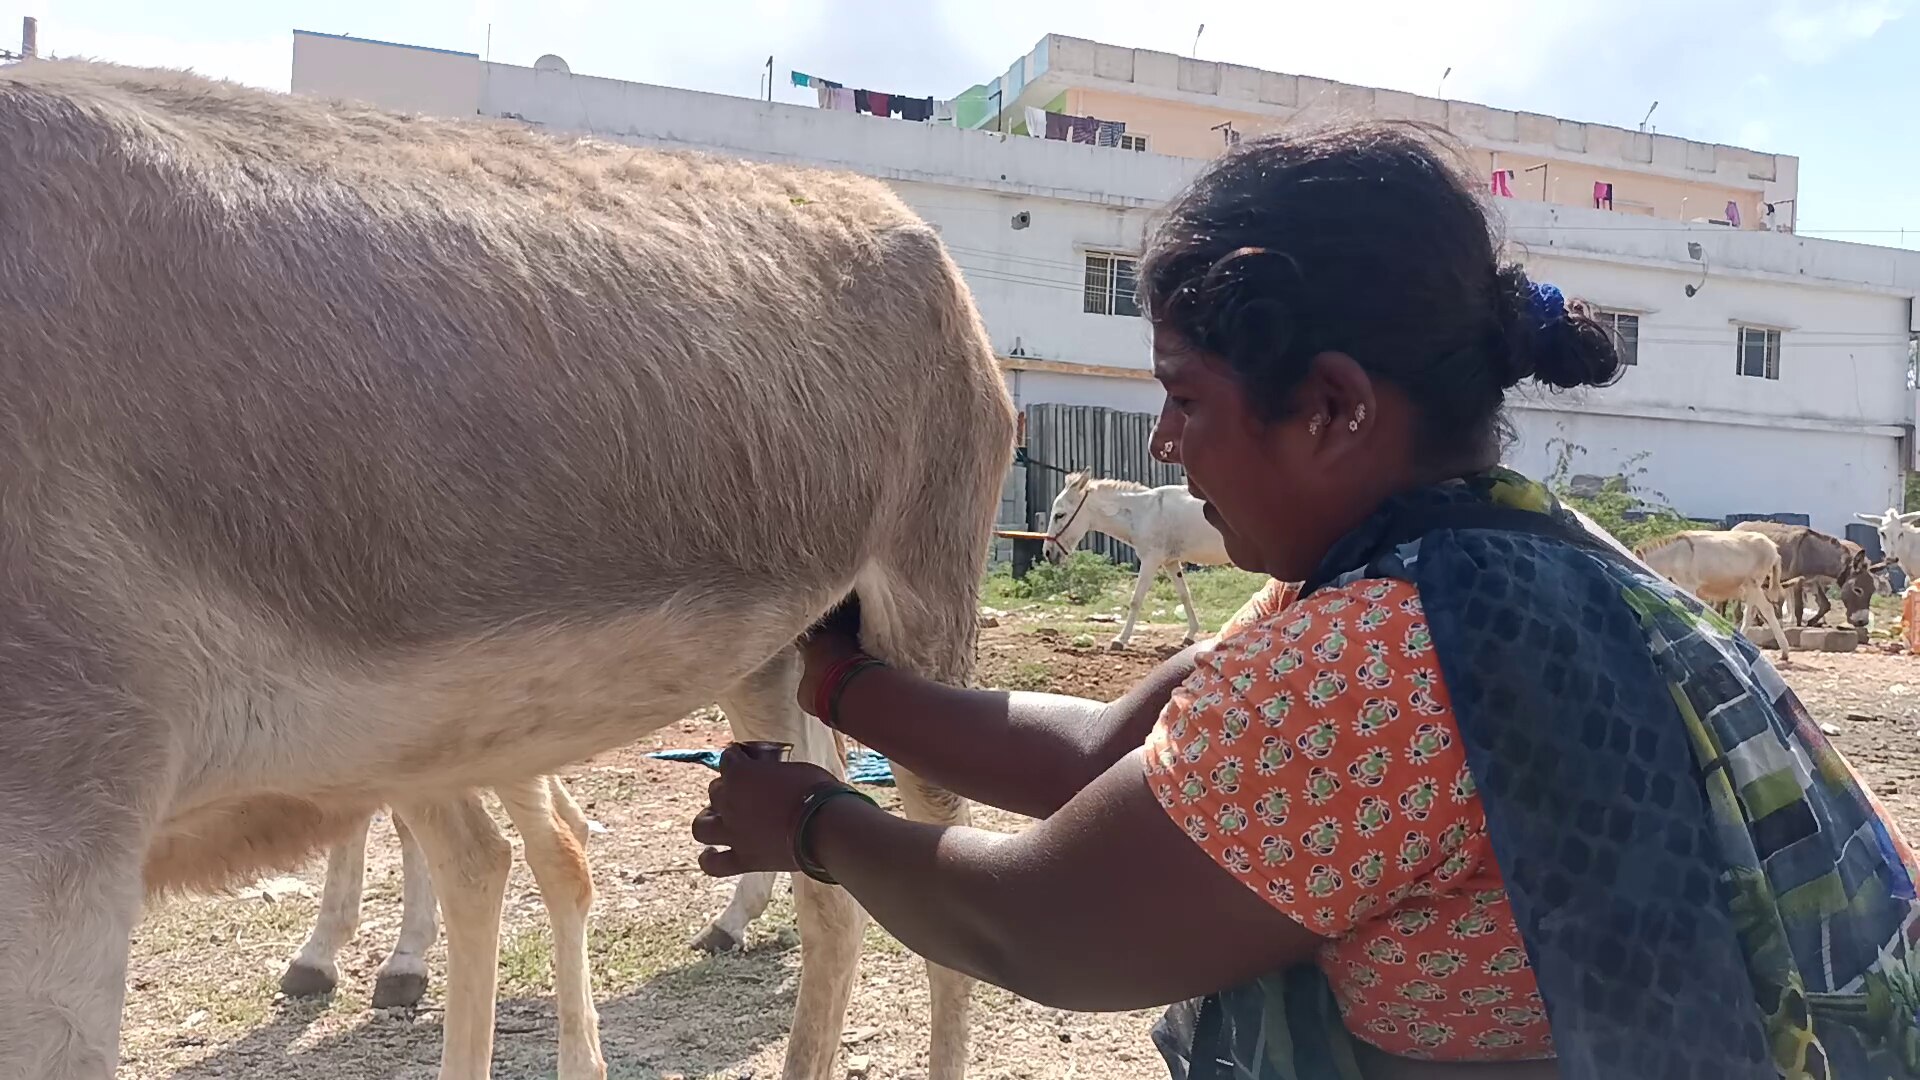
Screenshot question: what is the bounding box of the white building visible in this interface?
[289,30,1920,539]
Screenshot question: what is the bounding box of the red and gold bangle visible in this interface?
[812,653,887,729]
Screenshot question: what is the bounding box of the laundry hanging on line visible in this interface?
[1491,169,1516,198]
[1725,201,1742,227]
[1023,106,1047,137]
[1034,110,1124,147]
[1593,181,1614,210]
[802,72,936,122]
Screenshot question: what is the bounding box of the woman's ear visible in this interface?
[1296,351,1378,457]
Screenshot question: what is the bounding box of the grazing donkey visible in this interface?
[0,61,1013,1080]
[1633,530,1798,660]
[1042,472,1234,649]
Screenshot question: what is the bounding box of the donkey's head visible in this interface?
[1044,472,1095,565]
[1858,508,1920,575]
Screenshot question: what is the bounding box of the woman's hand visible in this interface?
[691,746,845,877]
[796,599,867,716]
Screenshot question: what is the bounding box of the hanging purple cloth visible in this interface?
[1095,119,1127,147]
[1044,112,1072,141]
[1067,115,1100,144]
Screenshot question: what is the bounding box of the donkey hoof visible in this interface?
[371,971,428,1008]
[278,961,338,999]
[689,923,745,955]
[1108,638,1128,652]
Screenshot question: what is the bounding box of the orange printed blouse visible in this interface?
[1143,578,1552,1061]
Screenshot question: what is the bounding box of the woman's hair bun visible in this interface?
[1490,264,1625,391]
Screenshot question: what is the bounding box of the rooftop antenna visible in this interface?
[1437,66,1451,99]
[485,23,491,62]
[1639,100,1659,133]
[1191,23,1204,56]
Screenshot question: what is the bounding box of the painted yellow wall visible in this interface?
[1067,88,1262,158]
[1064,88,1769,229]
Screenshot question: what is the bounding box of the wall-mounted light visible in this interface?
[1685,241,1708,297]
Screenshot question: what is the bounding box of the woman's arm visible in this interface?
[804,632,1205,818]
[707,746,1326,1011]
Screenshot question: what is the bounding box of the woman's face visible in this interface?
[1149,332,1299,577]
[1150,328,1412,583]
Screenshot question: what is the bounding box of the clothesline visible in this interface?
[1490,169,1748,224]
[1022,105,1126,146]
[794,69,940,123]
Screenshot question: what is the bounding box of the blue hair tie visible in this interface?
[1527,281,1566,326]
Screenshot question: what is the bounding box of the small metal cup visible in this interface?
[732,740,794,762]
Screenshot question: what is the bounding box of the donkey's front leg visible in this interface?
[1111,557,1162,651]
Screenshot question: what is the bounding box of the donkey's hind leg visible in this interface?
[853,480,1006,1080]
[369,814,442,1008]
[499,777,606,1080]
[1170,565,1203,645]
[280,814,374,997]
[717,650,863,1080]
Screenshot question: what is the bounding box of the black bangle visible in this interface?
[791,784,878,885]
[827,657,887,730]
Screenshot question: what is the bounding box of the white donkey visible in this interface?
[1042,472,1234,650]
[1858,508,1920,572]
[0,62,1011,1080]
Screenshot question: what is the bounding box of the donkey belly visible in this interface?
[150,583,835,815]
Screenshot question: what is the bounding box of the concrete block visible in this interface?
[1803,627,1862,652]
[1750,626,1861,652]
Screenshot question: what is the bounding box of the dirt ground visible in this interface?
[116,623,1920,1080]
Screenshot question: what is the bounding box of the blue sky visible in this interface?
[7,0,1915,249]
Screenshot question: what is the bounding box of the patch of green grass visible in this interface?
[590,914,724,996]
[984,552,1128,607]
[131,892,326,1032]
[984,559,1267,635]
[497,924,556,996]
[1003,660,1053,692]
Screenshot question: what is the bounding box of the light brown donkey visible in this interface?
[0,60,1013,1080]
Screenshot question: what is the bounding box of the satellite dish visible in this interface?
[533,54,571,74]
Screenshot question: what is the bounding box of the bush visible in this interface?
[1006,550,1126,605]
[1542,443,1697,550]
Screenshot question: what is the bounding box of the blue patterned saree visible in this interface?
[1157,470,1920,1080]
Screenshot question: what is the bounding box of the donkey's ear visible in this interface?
[1064,471,1090,490]
[1859,513,1889,526]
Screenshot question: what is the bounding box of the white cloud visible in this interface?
[1768,0,1907,62]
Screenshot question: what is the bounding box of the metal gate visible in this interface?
[1023,403,1186,567]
